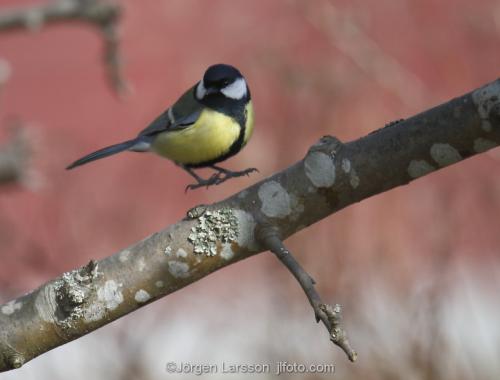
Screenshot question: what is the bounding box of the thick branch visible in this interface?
[0,0,126,95]
[1,78,500,371]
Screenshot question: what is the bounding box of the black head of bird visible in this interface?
[196,64,249,99]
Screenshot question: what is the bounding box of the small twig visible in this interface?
[256,224,357,361]
[0,0,126,96]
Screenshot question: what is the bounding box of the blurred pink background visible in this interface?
[1,0,500,379]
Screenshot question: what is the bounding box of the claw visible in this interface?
[243,167,258,177]
[211,166,259,181]
[209,172,223,185]
[183,166,259,191]
[185,173,224,192]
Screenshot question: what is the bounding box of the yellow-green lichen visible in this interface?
[188,208,238,256]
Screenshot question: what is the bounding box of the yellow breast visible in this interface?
[243,102,254,147]
[152,102,255,166]
[152,104,254,166]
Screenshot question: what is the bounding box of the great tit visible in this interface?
[67,63,256,190]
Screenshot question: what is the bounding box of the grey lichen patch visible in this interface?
[1,300,22,315]
[176,248,188,258]
[83,303,105,322]
[168,260,190,278]
[134,289,151,303]
[136,257,146,272]
[341,158,351,173]
[220,243,235,260]
[119,249,131,263]
[349,167,360,188]
[56,273,85,304]
[430,143,462,167]
[53,260,100,327]
[188,208,238,256]
[233,209,257,250]
[155,280,164,288]
[164,246,172,256]
[258,181,291,218]
[97,280,123,310]
[304,151,336,188]
[472,81,500,132]
[473,138,497,153]
[84,279,123,323]
[341,158,359,188]
[408,160,436,179]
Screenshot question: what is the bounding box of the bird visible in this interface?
[67,63,256,191]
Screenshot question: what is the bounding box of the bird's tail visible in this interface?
[66,138,147,170]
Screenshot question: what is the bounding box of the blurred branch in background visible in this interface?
[296,0,431,109]
[1,75,499,372]
[0,0,126,96]
[0,58,10,97]
[0,57,32,188]
[0,126,31,188]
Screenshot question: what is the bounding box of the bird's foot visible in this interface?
[210,166,258,185]
[184,167,258,192]
[185,172,223,192]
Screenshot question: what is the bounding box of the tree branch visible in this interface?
[0,0,126,95]
[255,223,357,361]
[1,77,500,371]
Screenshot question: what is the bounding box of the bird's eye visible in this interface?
[222,80,230,86]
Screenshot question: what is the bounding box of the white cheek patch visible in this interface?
[221,77,247,100]
[195,80,207,100]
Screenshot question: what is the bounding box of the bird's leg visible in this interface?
[209,165,259,185]
[182,165,221,191]
[181,164,258,191]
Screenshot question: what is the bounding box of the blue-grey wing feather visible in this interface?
[139,85,202,137]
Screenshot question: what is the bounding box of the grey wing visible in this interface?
[138,85,202,137]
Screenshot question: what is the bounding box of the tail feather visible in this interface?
[66,139,139,170]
